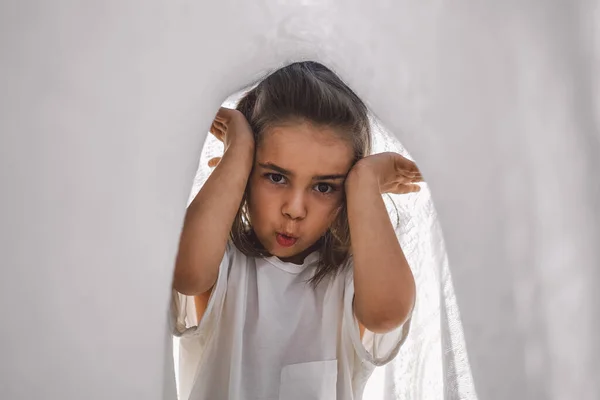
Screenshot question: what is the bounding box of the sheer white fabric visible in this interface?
[173,96,476,400]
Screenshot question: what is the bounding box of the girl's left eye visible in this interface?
[315,183,335,194]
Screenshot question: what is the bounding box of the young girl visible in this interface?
[171,61,421,400]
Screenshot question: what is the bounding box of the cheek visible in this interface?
[314,200,344,227]
[329,202,343,219]
[247,179,274,220]
[331,204,344,222]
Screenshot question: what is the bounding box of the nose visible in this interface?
[282,189,307,220]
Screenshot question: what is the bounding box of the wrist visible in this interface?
[346,161,380,193]
[222,138,255,170]
[226,136,255,156]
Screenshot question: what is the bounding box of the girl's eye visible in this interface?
[267,173,286,184]
[315,183,334,194]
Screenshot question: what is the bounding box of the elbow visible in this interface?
[356,294,415,334]
[359,310,411,334]
[172,279,200,296]
[172,264,216,296]
[172,271,194,295]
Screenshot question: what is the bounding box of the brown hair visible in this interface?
[231,61,372,286]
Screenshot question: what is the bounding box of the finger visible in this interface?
[403,183,421,193]
[395,161,419,173]
[213,119,227,129]
[207,157,222,168]
[399,171,421,180]
[211,120,227,133]
[407,166,422,176]
[209,123,225,142]
[214,106,235,122]
[403,161,422,177]
[389,183,421,194]
[393,153,418,168]
[396,172,422,183]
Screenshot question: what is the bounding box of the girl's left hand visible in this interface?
[350,152,423,194]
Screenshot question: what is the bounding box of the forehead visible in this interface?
[257,123,355,175]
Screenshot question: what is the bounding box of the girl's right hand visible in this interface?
[208,107,255,167]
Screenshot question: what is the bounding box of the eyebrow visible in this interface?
[258,162,347,181]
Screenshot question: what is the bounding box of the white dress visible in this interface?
[171,241,411,400]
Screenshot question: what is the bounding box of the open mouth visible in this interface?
[276,233,298,247]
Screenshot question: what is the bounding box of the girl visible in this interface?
[171,61,421,400]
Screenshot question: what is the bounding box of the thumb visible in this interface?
[207,157,222,168]
[393,183,421,194]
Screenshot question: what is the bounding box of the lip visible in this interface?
[276,232,298,247]
[278,231,298,239]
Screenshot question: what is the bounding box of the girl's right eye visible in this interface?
[266,173,286,184]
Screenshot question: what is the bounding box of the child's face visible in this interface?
[247,122,355,263]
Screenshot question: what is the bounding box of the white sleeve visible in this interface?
[170,240,233,338]
[343,267,412,366]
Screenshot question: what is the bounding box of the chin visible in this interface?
[270,244,299,257]
[268,241,303,258]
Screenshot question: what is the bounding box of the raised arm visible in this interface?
[173,108,254,296]
[345,152,421,333]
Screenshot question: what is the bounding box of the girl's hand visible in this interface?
[349,152,423,194]
[207,107,255,167]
